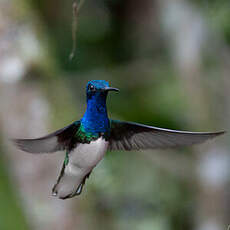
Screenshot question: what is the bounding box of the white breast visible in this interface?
[66,137,109,176]
[53,137,109,199]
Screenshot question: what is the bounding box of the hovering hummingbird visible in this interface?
[13,80,225,199]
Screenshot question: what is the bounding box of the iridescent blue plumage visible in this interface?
[81,80,110,134]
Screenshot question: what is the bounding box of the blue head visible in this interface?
[81,80,119,134]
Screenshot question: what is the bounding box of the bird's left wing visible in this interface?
[108,120,225,151]
[13,121,80,154]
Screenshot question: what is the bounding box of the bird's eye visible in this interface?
[89,85,95,91]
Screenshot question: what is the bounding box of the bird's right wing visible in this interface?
[13,121,80,154]
[108,120,225,151]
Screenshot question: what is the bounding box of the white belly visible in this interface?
[66,137,109,176]
[53,137,108,199]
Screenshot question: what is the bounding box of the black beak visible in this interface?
[104,87,119,92]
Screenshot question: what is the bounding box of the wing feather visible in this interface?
[13,121,80,154]
[108,120,225,151]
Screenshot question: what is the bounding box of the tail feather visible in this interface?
[52,162,91,199]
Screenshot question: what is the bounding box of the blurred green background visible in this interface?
[0,0,229,230]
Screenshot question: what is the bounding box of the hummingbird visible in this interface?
[13,80,225,199]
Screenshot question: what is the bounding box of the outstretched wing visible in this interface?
[108,120,225,151]
[13,121,80,154]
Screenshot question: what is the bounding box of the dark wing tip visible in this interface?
[12,138,31,153]
[211,130,226,137]
[12,138,22,148]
